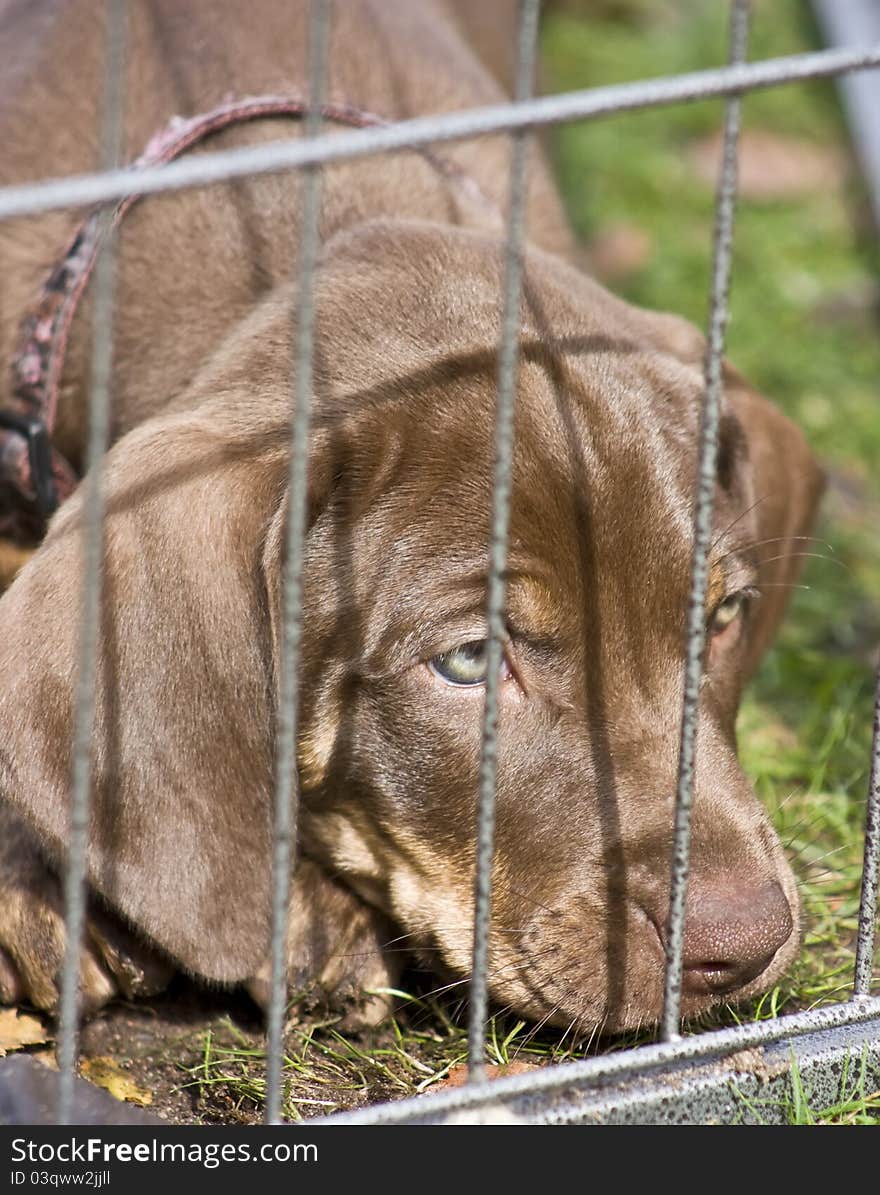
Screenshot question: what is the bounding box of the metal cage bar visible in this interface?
[2,46,880,223]
[467,0,540,1084]
[854,667,880,997]
[326,994,880,1124]
[56,0,128,1127]
[661,0,750,1043]
[264,0,330,1127]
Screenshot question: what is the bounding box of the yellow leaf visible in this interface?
[80,1056,153,1107]
[0,1009,50,1056]
[31,1048,59,1070]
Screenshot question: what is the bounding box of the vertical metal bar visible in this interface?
[660,0,750,1043]
[854,667,880,996]
[57,0,127,1126]
[264,0,328,1126]
[467,0,541,1082]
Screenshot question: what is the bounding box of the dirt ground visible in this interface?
[1,975,553,1124]
[2,982,379,1125]
[76,984,271,1125]
[71,982,394,1124]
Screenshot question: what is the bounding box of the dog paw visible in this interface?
[0,880,176,1015]
[0,873,117,1014]
[0,945,24,1005]
[0,804,172,1015]
[0,539,35,593]
[85,905,175,1001]
[244,858,401,1030]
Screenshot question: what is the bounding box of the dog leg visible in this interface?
[0,802,172,1013]
[0,540,34,593]
[0,802,114,1012]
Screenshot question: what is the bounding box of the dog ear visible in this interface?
[0,320,347,983]
[625,307,825,681]
[0,222,460,987]
[722,364,825,680]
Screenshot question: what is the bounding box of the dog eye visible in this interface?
[428,640,510,687]
[710,592,748,635]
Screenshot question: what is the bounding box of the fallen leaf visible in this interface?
[0,1008,51,1056]
[80,1056,153,1107]
[435,1059,541,1090]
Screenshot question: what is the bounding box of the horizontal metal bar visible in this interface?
[457,1018,880,1125]
[1,43,879,222]
[321,997,880,1124]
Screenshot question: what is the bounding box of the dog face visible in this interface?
[0,219,822,1031]
[291,222,816,1029]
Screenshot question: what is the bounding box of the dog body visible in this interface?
[0,0,822,1032]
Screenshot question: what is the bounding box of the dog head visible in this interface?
[0,219,823,1031]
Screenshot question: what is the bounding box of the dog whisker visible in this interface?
[754,581,812,591]
[714,534,832,565]
[710,492,774,550]
[785,823,852,857]
[408,949,563,1008]
[757,552,846,571]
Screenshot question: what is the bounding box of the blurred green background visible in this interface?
[543,0,880,1010]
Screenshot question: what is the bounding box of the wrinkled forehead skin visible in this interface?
[307,218,751,708]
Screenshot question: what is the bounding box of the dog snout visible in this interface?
[674,875,794,997]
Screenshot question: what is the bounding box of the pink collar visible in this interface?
[2,94,493,544]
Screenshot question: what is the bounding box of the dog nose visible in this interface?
[679,877,793,997]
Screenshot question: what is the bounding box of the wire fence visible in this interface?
[1,0,879,1126]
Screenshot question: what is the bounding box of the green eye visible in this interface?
[429,640,509,687]
[711,592,747,635]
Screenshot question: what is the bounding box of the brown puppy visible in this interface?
[0,0,822,1033]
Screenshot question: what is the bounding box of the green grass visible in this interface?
[734,1048,880,1125]
[175,1,880,1125]
[175,993,598,1122]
